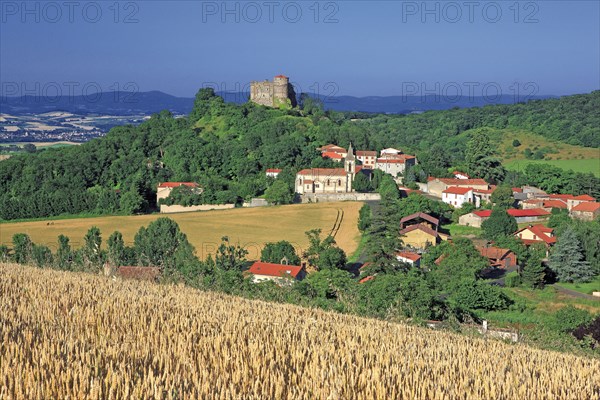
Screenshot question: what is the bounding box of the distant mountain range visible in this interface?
[1,90,556,116]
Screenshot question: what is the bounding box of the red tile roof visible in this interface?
[400,212,440,227]
[571,202,600,212]
[275,74,288,78]
[396,251,422,262]
[359,275,375,284]
[356,150,377,157]
[266,168,282,173]
[297,168,347,177]
[157,182,199,189]
[548,194,576,200]
[248,261,304,279]
[473,208,550,218]
[322,151,344,159]
[443,186,473,195]
[476,246,512,261]
[574,195,596,201]
[542,200,568,209]
[514,225,556,244]
[512,187,523,193]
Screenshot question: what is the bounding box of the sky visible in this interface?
[1,1,599,97]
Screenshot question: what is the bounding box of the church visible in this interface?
[296,144,361,194]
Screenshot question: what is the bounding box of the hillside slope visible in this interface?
[1,264,599,399]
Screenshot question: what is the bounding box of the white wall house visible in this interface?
[442,186,479,208]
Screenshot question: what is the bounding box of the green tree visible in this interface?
[303,229,335,269]
[12,233,33,264]
[317,246,347,270]
[261,241,301,265]
[352,172,372,193]
[358,204,372,232]
[0,245,10,262]
[134,218,197,273]
[107,231,126,267]
[465,130,506,183]
[481,209,518,240]
[120,190,146,214]
[449,280,511,311]
[264,180,294,205]
[81,226,103,271]
[32,245,53,268]
[549,227,594,283]
[55,235,72,270]
[521,243,547,288]
[490,185,514,209]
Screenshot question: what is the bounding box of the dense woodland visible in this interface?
[0,89,599,220]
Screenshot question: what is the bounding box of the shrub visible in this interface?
[504,271,521,287]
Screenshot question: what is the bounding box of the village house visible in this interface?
[458,208,551,228]
[521,198,568,212]
[396,251,422,267]
[297,144,359,194]
[318,144,347,157]
[476,246,517,269]
[426,177,490,198]
[380,148,403,155]
[246,261,306,285]
[453,171,470,180]
[156,182,200,203]
[374,154,417,178]
[266,169,282,178]
[514,224,556,247]
[399,212,450,249]
[322,151,344,162]
[442,186,478,208]
[570,202,600,221]
[356,150,377,169]
[566,194,596,211]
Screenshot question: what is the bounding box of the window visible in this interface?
[338,180,342,186]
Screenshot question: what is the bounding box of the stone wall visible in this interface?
[160,204,235,213]
[300,193,381,203]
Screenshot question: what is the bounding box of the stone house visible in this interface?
[514,225,556,247]
[426,177,490,198]
[157,182,200,203]
[399,212,449,249]
[570,202,600,221]
[374,154,417,178]
[356,150,377,169]
[476,246,517,269]
[442,186,478,208]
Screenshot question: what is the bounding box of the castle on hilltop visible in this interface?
[250,75,297,108]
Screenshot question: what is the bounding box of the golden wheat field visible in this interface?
[1,264,599,399]
[0,202,361,260]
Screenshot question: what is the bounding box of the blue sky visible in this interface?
[1,1,599,97]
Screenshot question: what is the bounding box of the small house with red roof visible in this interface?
[266,168,282,178]
[570,202,600,221]
[514,224,556,247]
[476,246,517,269]
[442,186,477,208]
[356,150,377,169]
[246,261,306,285]
[396,251,422,267]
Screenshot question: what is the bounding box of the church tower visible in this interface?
[345,143,356,192]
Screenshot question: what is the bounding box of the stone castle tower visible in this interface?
[250,75,297,108]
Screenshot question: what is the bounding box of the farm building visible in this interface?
[458,208,550,228]
[246,261,306,285]
[399,212,449,250]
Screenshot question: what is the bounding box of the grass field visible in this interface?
[505,158,600,177]
[555,277,600,296]
[2,263,599,399]
[0,202,362,260]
